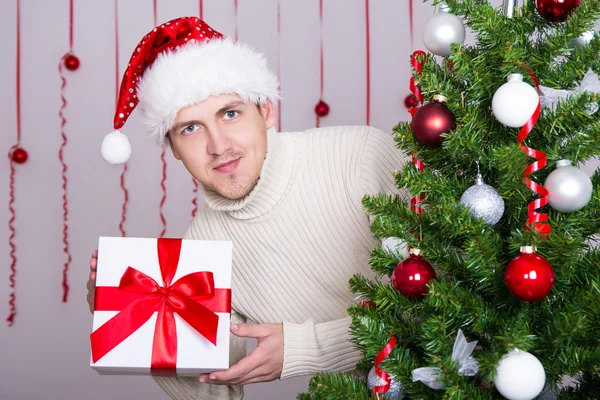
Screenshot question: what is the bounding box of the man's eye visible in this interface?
[224,111,238,119]
[183,125,198,134]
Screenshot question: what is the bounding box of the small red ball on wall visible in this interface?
[10,148,28,164]
[315,100,330,117]
[64,53,81,71]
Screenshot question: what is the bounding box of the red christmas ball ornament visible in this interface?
[411,95,456,147]
[359,300,376,308]
[64,53,80,71]
[535,0,580,22]
[10,147,28,164]
[505,247,554,302]
[404,94,419,109]
[315,100,330,117]
[392,249,437,300]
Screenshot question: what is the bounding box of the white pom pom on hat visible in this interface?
[101,16,279,164]
[101,130,131,164]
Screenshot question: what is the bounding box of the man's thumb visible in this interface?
[230,322,261,338]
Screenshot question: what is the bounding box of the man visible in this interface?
[87,16,407,399]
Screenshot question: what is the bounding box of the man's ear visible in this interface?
[167,134,182,160]
[261,100,277,130]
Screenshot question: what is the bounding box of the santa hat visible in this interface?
[101,16,280,164]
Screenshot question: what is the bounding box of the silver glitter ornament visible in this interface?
[367,367,406,399]
[460,169,505,225]
[422,3,466,57]
[544,160,593,213]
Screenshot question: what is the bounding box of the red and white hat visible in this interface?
[101,16,280,164]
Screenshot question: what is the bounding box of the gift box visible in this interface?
[90,237,232,376]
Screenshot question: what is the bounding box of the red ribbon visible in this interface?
[408,50,426,118]
[90,238,231,375]
[517,67,550,236]
[372,335,397,396]
[409,51,427,217]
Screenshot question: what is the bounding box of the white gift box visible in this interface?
[90,236,232,376]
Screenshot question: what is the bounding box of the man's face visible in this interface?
[169,94,276,200]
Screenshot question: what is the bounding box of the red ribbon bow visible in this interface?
[90,238,231,375]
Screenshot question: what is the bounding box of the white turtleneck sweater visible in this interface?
[154,125,407,399]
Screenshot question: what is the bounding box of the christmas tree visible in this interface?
[299,0,600,398]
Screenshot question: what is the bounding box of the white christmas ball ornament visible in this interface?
[544,160,593,213]
[494,349,545,400]
[101,130,131,164]
[382,237,410,259]
[422,4,466,57]
[492,74,539,128]
[367,367,406,399]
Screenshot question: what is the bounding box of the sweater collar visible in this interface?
[199,127,296,220]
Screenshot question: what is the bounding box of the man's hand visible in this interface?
[199,323,284,385]
[87,250,98,314]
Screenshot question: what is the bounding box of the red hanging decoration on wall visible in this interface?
[234,0,239,42]
[153,0,168,238]
[192,179,199,218]
[191,0,204,219]
[404,1,420,110]
[365,0,371,126]
[64,53,80,71]
[277,0,282,132]
[115,0,129,237]
[58,0,77,304]
[315,0,328,127]
[61,0,80,72]
[10,148,28,164]
[7,0,26,326]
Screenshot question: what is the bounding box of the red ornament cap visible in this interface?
[113,17,223,131]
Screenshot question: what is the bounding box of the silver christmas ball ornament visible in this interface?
[544,160,593,213]
[367,367,406,399]
[570,30,595,49]
[422,3,466,57]
[502,0,524,19]
[460,173,505,225]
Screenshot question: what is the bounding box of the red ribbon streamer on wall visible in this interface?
[57,0,77,304]
[316,0,325,128]
[234,0,238,42]
[409,0,414,49]
[58,70,72,303]
[365,0,371,126]
[153,0,168,238]
[7,0,23,326]
[277,0,282,132]
[191,0,203,219]
[115,0,129,237]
